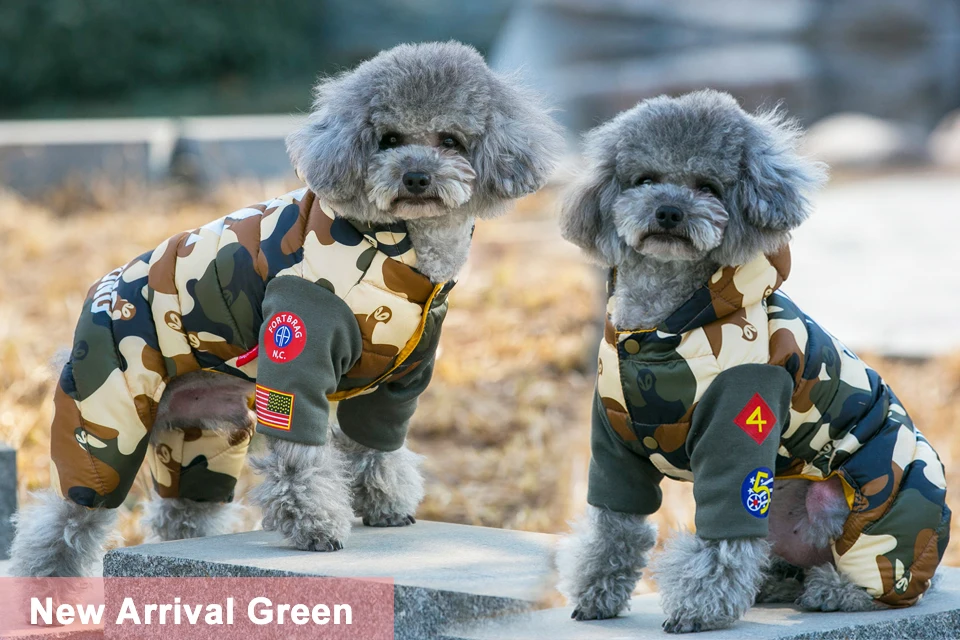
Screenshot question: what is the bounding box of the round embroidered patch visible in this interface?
[264,312,307,363]
[741,467,774,518]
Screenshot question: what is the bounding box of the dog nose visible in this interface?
[655,205,684,229]
[402,171,431,195]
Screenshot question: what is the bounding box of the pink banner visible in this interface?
[0,577,394,639]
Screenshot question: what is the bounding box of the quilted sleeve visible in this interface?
[688,363,794,540]
[254,276,363,446]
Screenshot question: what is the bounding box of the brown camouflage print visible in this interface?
[51,188,450,509]
[595,247,949,607]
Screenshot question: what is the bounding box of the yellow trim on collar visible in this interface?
[327,280,447,401]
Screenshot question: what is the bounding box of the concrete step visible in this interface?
[446,567,960,640]
[103,520,557,639]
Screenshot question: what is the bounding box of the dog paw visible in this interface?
[652,534,767,634]
[566,578,630,622]
[796,564,881,612]
[260,499,349,552]
[570,601,619,621]
[343,442,425,527]
[297,536,344,553]
[362,513,416,527]
[662,617,704,634]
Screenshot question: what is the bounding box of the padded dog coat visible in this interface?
[588,247,950,607]
[50,187,452,509]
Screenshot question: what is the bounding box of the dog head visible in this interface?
[561,90,827,268]
[287,41,564,224]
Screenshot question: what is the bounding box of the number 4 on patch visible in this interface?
[733,393,776,445]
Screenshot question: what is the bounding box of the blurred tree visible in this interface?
[0,0,328,114]
[0,0,513,118]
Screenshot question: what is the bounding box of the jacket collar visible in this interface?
[312,192,457,303]
[609,247,791,337]
[315,195,419,268]
[658,247,791,334]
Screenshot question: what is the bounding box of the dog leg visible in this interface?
[797,563,882,612]
[756,556,805,604]
[556,505,657,620]
[143,496,243,542]
[8,489,117,577]
[332,428,423,527]
[654,533,769,633]
[249,438,353,551]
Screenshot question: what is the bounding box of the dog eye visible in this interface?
[698,182,722,198]
[440,134,463,150]
[635,176,657,187]
[379,132,403,150]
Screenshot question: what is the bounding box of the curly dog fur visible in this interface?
[9,490,117,577]
[11,40,563,576]
[332,426,424,527]
[249,437,354,551]
[653,534,770,633]
[556,90,882,632]
[143,498,244,543]
[556,505,658,620]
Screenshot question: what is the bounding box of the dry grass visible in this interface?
[1,184,957,578]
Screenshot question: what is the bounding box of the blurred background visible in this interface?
[2,0,960,588]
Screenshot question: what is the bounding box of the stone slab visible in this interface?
[447,567,960,640]
[0,446,16,560]
[104,520,556,639]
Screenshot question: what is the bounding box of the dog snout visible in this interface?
[402,171,431,195]
[655,205,684,230]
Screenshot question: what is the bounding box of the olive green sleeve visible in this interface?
[688,363,794,540]
[587,391,664,515]
[254,276,363,446]
[336,357,436,452]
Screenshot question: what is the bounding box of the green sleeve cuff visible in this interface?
[336,357,436,452]
[254,276,363,446]
[587,391,664,515]
[689,364,794,540]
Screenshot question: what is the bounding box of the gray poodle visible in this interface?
[9,41,563,577]
[555,90,950,632]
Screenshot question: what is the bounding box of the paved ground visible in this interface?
[788,171,960,357]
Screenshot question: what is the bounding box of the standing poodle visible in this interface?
[10,41,563,577]
[556,90,950,632]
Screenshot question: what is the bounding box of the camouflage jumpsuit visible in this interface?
[51,187,452,509]
[588,248,950,607]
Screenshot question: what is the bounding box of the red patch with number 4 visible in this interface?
[733,393,776,445]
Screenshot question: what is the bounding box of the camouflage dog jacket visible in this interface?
[51,187,452,509]
[588,247,950,607]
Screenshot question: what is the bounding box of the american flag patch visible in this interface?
[255,384,295,430]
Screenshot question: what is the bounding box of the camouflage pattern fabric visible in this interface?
[594,247,950,607]
[50,187,450,509]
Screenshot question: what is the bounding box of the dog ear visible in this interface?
[559,121,625,265]
[734,109,827,231]
[471,74,565,207]
[560,161,623,265]
[286,75,376,201]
